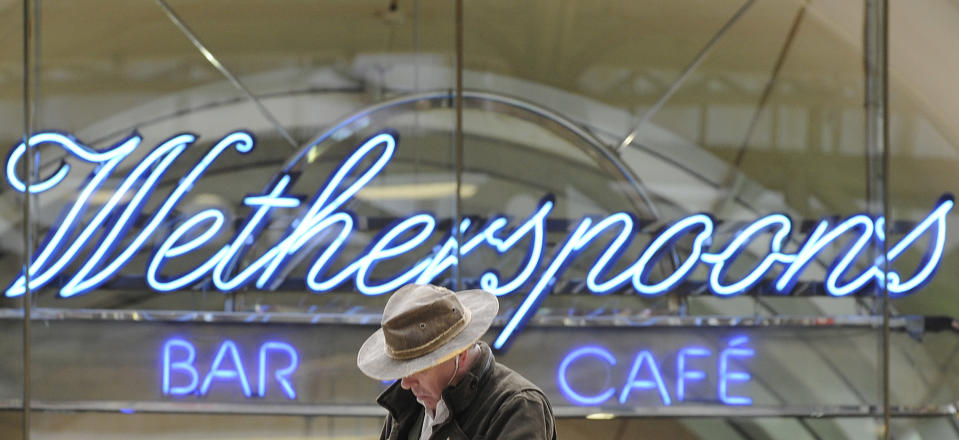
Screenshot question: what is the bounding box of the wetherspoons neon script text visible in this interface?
[5,130,954,349]
[558,338,754,406]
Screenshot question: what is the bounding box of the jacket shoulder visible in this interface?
[489,362,548,395]
[478,366,557,439]
[477,361,553,417]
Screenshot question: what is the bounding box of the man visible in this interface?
[357,283,557,440]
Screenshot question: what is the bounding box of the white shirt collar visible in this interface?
[420,399,450,439]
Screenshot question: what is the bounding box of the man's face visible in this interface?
[400,356,457,412]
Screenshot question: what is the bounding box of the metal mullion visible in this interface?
[454,0,463,291]
[20,0,37,438]
[863,0,891,438]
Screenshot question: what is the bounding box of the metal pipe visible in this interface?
[616,0,755,152]
[20,1,35,438]
[1,399,954,419]
[863,0,890,438]
[0,307,923,329]
[153,0,299,150]
[454,0,464,291]
[724,4,807,184]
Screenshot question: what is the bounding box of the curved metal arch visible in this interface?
[286,90,663,220]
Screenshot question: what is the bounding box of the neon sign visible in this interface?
[557,338,754,407]
[5,130,954,349]
[161,338,299,399]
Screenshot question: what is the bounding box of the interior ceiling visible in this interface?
[0,0,955,204]
[0,0,953,124]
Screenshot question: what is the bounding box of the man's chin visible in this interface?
[415,397,437,411]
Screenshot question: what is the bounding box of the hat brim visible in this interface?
[357,289,499,380]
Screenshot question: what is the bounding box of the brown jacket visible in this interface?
[377,342,557,440]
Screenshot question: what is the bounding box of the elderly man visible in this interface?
[358,283,557,440]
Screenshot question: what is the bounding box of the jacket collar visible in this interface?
[376,342,495,420]
[441,342,493,415]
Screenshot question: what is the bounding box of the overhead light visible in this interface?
[89,190,134,205]
[307,146,321,164]
[356,182,477,200]
[586,412,616,420]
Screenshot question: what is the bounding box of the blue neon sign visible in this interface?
[5,130,954,349]
[557,339,754,407]
[161,338,299,399]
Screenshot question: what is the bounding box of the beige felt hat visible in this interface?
[357,284,499,381]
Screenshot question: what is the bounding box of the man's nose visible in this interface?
[400,376,414,389]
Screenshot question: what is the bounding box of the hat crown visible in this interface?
[381,284,472,360]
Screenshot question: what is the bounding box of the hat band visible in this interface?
[386,308,472,360]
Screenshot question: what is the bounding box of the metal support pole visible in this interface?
[616,0,754,152]
[154,0,299,150]
[20,0,35,438]
[454,0,464,291]
[863,0,890,438]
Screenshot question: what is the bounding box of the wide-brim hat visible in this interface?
[357,284,499,381]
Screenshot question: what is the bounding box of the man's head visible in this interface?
[399,344,476,411]
[357,284,498,386]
